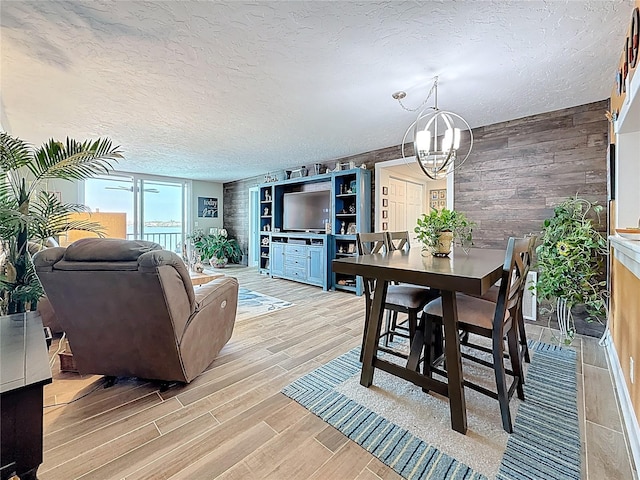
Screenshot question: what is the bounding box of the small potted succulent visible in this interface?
[414,208,474,256]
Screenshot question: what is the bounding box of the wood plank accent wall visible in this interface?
[224,100,609,256]
[456,99,609,248]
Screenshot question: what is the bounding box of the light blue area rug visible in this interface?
[282,341,579,480]
[236,287,293,321]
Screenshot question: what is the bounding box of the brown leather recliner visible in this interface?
[33,238,238,384]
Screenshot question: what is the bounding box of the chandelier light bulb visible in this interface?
[453,128,461,149]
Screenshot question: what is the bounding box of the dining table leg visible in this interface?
[360,279,388,387]
[441,289,468,435]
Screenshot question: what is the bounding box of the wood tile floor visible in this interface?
[40,268,635,479]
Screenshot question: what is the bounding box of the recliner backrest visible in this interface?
[34,238,198,381]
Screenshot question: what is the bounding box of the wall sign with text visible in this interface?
[198,197,218,218]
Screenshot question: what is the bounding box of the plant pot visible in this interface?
[432,231,454,257]
[553,297,576,345]
[210,257,228,268]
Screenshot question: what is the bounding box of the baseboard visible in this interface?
[605,332,640,474]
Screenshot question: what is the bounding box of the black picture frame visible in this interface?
[198,197,218,218]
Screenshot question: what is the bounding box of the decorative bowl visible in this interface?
[616,228,640,240]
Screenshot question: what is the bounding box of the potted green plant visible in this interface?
[0,132,122,316]
[535,196,608,344]
[414,208,474,256]
[191,228,242,268]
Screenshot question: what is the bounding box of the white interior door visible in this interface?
[388,178,406,232]
[388,176,424,242]
[405,181,424,243]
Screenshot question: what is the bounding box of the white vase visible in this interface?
[554,297,576,345]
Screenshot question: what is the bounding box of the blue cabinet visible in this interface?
[257,168,370,294]
[332,169,371,295]
[270,241,285,277]
[269,234,329,290]
[259,185,274,274]
[307,246,325,285]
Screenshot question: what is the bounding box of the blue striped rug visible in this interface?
[282,341,579,480]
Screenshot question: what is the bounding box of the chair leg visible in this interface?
[493,331,513,433]
[360,300,372,361]
[421,315,436,393]
[384,310,393,346]
[517,310,531,363]
[507,327,525,401]
[407,317,424,372]
[408,309,418,341]
[387,311,399,344]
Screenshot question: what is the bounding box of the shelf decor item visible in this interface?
[535,196,608,344]
[414,208,474,257]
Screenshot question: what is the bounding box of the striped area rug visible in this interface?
[282,341,579,480]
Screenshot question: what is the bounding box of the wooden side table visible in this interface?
[189,270,224,286]
[1,312,52,480]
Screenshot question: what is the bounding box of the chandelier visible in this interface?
[393,76,473,180]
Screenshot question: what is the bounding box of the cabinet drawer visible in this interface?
[284,244,306,256]
[286,254,307,266]
[285,265,306,278]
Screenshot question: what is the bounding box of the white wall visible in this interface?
[192,180,224,234]
[44,178,81,204]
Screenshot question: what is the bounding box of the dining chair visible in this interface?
[386,230,410,252]
[356,232,439,361]
[422,236,531,433]
[463,236,536,364]
[384,231,440,345]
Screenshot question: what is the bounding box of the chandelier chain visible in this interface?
[396,76,439,112]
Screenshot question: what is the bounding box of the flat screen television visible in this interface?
[283,190,330,232]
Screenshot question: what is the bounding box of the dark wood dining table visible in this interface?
[332,246,505,434]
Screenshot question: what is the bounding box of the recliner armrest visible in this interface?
[194,277,238,309]
[33,247,66,271]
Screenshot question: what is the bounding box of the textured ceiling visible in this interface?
[0,1,634,182]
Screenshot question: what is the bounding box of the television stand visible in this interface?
[257,167,371,294]
[269,233,329,290]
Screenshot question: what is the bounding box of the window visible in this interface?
[82,173,190,254]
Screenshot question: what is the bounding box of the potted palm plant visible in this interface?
[414,208,474,256]
[535,196,608,344]
[0,132,122,316]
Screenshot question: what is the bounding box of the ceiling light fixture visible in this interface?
[394,76,473,180]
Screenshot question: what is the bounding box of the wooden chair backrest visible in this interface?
[386,231,410,252]
[493,236,534,332]
[355,232,389,303]
[356,232,388,255]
